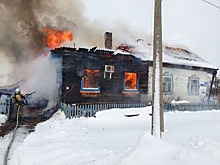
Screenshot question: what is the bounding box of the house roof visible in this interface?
[52,43,218,72]
[0,79,24,95]
[113,43,218,71]
[163,46,218,70]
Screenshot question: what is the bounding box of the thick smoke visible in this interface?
[0,0,149,62]
[19,55,60,110]
[0,0,109,110]
[0,0,150,109]
[0,0,80,62]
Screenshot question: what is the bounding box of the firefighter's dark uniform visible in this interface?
[15,92,25,115]
[10,90,26,120]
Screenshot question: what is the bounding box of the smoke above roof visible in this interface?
[0,0,151,63]
[0,0,151,85]
[0,0,81,62]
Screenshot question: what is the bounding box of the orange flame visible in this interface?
[125,72,137,89]
[85,69,99,74]
[83,69,99,88]
[42,28,74,49]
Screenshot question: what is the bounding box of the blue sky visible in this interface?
[82,0,220,70]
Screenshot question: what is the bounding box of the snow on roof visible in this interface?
[97,42,218,70]
[129,42,218,70]
[162,46,218,70]
[58,42,218,70]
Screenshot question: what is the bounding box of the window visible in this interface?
[188,75,199,95]
[80,69,100,93]
[123,72,139,93]
[163,73,173,95]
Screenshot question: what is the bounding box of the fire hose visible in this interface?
[4,105,20,165]
[3,91,37,164]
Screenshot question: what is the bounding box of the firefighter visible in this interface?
[11,88,26,117]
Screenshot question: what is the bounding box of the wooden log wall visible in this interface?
[51,47,149,104]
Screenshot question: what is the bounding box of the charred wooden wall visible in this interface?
[51,47,149,104]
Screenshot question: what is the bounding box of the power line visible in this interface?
[202,0,220,9]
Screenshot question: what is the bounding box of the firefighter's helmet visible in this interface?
[15,88,20,93]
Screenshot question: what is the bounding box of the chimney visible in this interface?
[104,32,112,49]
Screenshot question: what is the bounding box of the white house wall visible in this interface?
[146,66,208,103]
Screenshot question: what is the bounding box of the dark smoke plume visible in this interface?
[0,0,149,84]
[0,0,148,64]
[0,0,150,110]
[0,0,83,63]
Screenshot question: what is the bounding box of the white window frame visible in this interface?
[188,75,199,95]
[163,73,173,95]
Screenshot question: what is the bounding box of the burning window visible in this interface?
[124,72,138,91]
[81,69,100,91]
[188,75,199,95]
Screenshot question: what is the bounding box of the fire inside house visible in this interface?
[125,72,137,90]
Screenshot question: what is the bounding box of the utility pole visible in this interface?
[151,0,164,138]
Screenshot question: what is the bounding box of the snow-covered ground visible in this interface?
[0,114,7,126]
[1,107,220,165]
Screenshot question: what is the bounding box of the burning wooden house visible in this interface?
[0,32,218,117]
[50,32,218,105]
[51,48,148,105]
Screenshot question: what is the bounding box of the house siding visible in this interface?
[51,48,149,105]
[148,67,208,103]
[51,47,216,105]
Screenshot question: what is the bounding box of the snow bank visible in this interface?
[95,107,151,120]
[120,132,179,164]
[1,108,220,165]
[176,137,220,165]
[121,133,220,165]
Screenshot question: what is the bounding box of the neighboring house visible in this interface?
[50,35,218,104]
[0,79,51,117]
[146,46,218,103]
[0,79,23,115]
